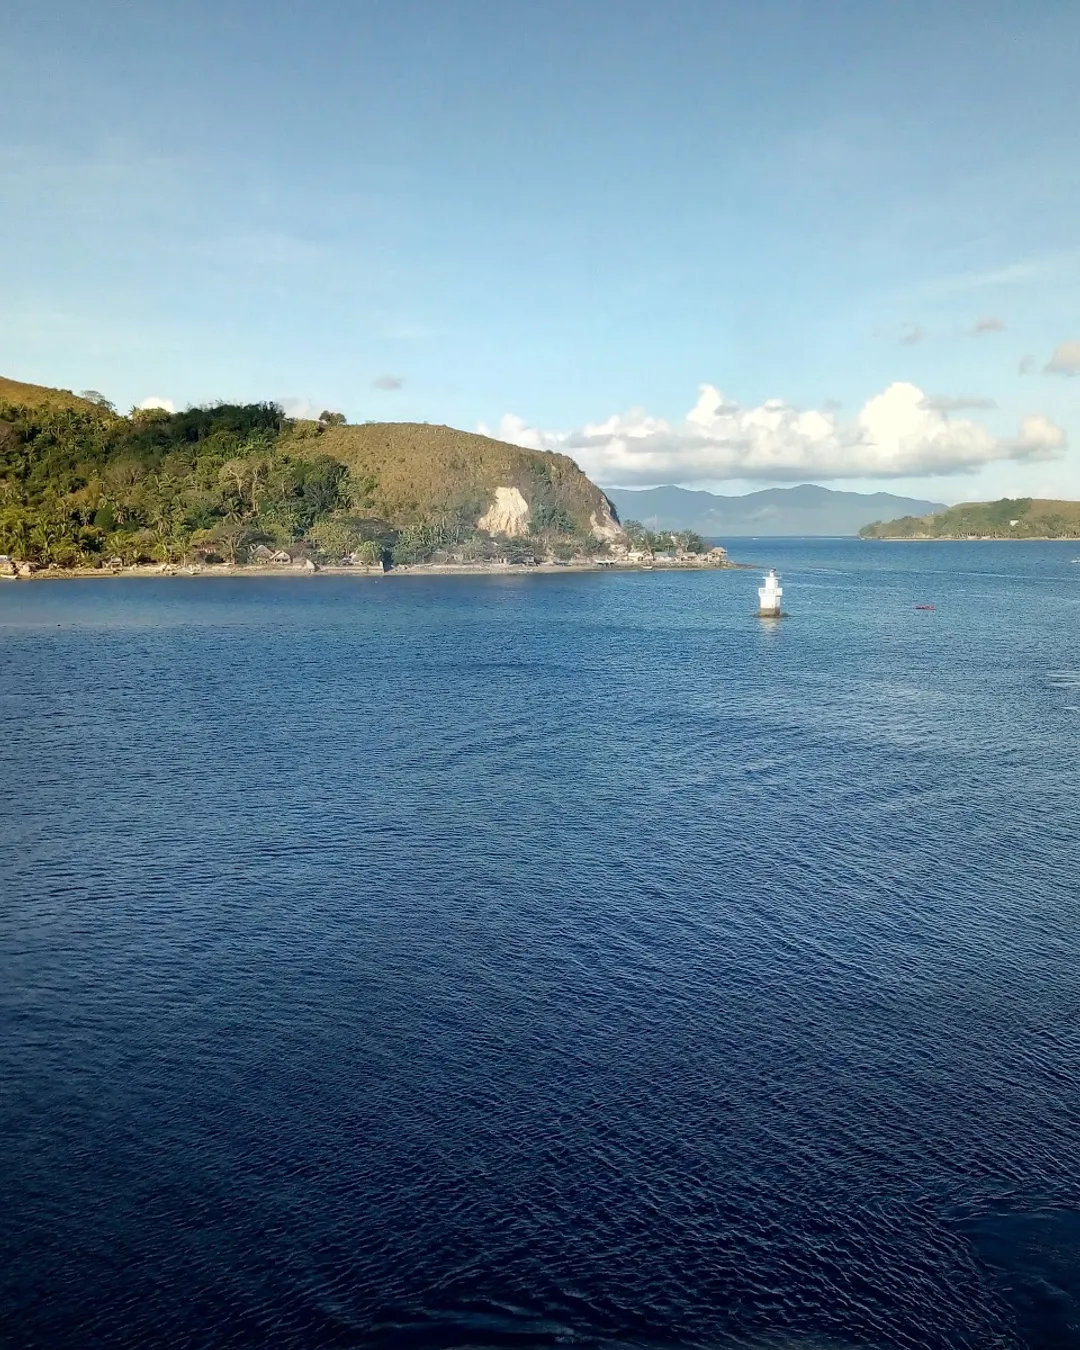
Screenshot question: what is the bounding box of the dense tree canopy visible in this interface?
[621,521,706,554]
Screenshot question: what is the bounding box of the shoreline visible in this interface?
[862,536,1080,543]
[4,559,750,582]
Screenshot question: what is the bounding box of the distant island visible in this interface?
[860,498,1080,540]
[605,483,947,537]
[0,376,731,577]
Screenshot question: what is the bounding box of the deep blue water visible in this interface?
[2,539,1079,1350]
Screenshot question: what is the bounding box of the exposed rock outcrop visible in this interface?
[589,496,624,543]
[477,486,531,537]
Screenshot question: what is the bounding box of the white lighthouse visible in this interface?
[757,568,784,617]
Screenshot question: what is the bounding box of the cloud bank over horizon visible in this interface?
[1045,340,1080,376]
[479,383,1066,488]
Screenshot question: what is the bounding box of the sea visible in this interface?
[2,538,1079,1350]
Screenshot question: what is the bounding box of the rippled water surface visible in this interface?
[3,540,1080,1350]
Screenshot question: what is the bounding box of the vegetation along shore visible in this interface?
[0,376,732,578]
[860,497,1080,540]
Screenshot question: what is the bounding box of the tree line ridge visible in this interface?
[859,498,1080,540]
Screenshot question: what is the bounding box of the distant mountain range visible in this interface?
[604,484,948,536]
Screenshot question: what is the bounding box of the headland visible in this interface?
[0,375,738,579]
[860,497,1080,540]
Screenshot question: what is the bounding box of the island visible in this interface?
[0,376,734,579]
[860,497,1080,541]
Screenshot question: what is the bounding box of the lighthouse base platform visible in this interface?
[756,609,789,618]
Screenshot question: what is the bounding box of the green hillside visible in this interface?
[0,380,623,568]
[860,498,1080,540]
[0,375,105,413]
[294,419,619,543]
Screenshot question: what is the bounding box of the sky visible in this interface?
[3,0,1079,501]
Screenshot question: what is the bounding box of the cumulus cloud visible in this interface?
[372,374,404,390]
[1045,340,1080,376]
[919,394,997,412]
[279,398,322,419]
[971,316,1005,335]
[479,383,1066,486]
[138,395,175,412]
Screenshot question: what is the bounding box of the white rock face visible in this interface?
[477,486,531,537]
[589,496,624,542]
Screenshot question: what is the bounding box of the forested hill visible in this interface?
[860,498,1080,540]
[0,380,623,567]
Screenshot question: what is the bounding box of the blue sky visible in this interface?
[3,0,1079,500]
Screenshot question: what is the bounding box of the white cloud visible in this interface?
[1019,355,1036,374]
[279,397,322,419]
[920,394,997,411]
[971,316,1005,335]
[1045,340,1080,376]
[925,257,1051,296]
[137,395,175,412]
[479,383,1066,487]
[480,413,549,452]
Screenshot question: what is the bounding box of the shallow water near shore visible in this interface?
[2,539,1079,1349]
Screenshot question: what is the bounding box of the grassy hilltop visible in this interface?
[305,419,617,542]
[860,498,1080,540]
[0,375,104,413]
[0,379,623,567]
